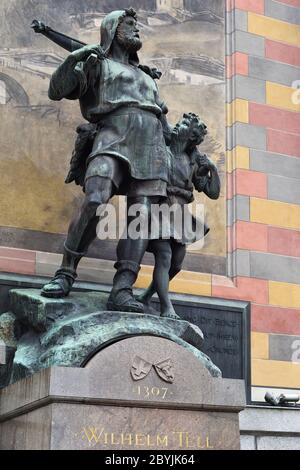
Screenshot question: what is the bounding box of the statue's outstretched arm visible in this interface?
[31,20,87,52]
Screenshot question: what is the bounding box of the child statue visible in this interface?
[137,113,221,319]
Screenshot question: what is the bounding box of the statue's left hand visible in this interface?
[71,44,105,62]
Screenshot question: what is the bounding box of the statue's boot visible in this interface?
[41,244,85,298]
[107,260,144,313]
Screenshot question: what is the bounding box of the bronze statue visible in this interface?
[136,113,220,319]
[36,9,171,313]
[32,11,221,318]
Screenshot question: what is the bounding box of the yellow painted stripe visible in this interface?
[227,150,233,173]
[227,99,249,127]
[135,265,212,297]
[248,12,300,47]
[227,146,250,173]
[235,146,250,170]
[266,82,300,113]
[269,281,300,309]
[252,359,300,388]
[250,198,300,230]
[251,332,269,360]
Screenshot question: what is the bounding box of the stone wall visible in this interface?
[240,406,300,450]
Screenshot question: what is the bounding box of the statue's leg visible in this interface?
[149,241,180,319]
[41,176,114,298]
[107,196,158,312]
[136,279,156,306]
[168,242,186,279]
[137,242,186,307]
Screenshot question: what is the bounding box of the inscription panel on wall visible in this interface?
[153,299,249,382]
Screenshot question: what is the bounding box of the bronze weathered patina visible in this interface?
[32,10,220,319]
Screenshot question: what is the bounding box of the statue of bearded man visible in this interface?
[41,9,170,313]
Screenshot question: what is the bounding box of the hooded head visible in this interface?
[100,8,141,66]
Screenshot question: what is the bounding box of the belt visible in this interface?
[102,105,161,120]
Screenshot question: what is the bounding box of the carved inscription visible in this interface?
[80,428,216,449]
[169,303,246,379]
[133,385,171,400]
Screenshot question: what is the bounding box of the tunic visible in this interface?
[148,148,210,247]
[48,55,170,195]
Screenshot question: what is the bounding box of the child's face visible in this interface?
[173,117,207,148]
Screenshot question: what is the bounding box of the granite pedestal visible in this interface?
[0,336,246,450]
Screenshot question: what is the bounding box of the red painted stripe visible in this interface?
[227,52,248,79]
[227,173,234,200]
[0,247,36,261]
[268,227,300,257]
[212,276,269,303]
[236,221,268,251]
[267,129,300,157]
[235,169,268,198]
[252,304,300,335]
[0,257,35,275]
[249,102,300,135]
[0,246,36,275]
[235,0,265,14]
[265,39,300,68]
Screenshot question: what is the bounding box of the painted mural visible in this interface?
[0,0,226,271]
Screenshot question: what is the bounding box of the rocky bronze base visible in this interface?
[0,289,221,387]
[0,336,246,450]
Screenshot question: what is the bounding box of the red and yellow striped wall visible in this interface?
[0,0,299,399]
[225,0,300,396]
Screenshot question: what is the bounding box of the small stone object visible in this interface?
[265,392,300,406]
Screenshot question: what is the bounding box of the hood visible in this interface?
[100,10,139,66]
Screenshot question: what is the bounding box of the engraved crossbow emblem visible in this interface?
[131,356,174,383]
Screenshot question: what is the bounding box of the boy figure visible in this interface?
[137,113,221,319]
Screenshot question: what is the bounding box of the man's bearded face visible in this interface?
[116,15,142,53]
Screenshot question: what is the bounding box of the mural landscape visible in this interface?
[0,0,226,273]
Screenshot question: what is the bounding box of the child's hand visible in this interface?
[196,153,210,175]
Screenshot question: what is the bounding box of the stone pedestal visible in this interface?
[0,336,245,450]
[0,289,221,385]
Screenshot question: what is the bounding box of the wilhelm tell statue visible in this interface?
[32,9,220,318]
[34,9,171,313]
